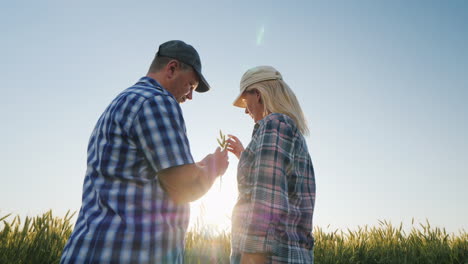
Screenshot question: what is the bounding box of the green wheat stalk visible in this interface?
[216,130,227,189]
[217,130,227,150]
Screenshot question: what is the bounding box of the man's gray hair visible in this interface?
[148,56,191,73]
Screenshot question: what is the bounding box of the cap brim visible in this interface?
[194,69,210,93]
[232,88,247,108]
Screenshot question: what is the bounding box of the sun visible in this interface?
[189,168,238,233]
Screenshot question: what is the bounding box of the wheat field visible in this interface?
[0,211,466,264]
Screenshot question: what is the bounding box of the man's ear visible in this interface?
[166,60,179,79]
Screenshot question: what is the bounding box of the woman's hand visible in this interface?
[226,134,245,159]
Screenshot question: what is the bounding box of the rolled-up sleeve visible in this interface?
[131,95,194,172]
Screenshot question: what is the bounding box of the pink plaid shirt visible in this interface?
[231,113,316,263]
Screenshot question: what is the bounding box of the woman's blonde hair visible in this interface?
[246,79,309,136]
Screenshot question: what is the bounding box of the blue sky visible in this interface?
[1,0,467,234]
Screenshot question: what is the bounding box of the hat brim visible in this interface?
[232,87,247,108]
[194,69,210,93]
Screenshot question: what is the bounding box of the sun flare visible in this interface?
[256,25,265,46]
[189,169,238,233]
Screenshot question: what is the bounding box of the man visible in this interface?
[60,40,229,263]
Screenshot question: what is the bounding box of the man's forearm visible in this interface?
[178,163,216,203]
[158,163,216,204]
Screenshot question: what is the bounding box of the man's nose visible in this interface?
[186,90,193,100]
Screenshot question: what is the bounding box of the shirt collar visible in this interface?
[136,76,174,98]
[252,114,276,136]
[136,76,162,88]
[252,113,295,137]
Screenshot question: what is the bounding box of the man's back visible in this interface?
[60,77,194,263]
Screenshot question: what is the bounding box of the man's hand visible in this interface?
[200,147,229,182]
[159,147,229,204]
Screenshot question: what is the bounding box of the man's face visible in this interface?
[171,68,199,103]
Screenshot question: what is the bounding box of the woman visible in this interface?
[227,66,316,263]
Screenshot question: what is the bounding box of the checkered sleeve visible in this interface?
[132,95,194,172]
[240,118,294,253]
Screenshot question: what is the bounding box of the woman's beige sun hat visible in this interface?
[233,65,283,108]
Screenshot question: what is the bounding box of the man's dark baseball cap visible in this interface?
[156,40,210,93]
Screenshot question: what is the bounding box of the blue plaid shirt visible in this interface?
[231,113,316,264]
[60,77,194,263]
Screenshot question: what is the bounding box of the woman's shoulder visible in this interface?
[253,113,299,139]
[259,113,296,129]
